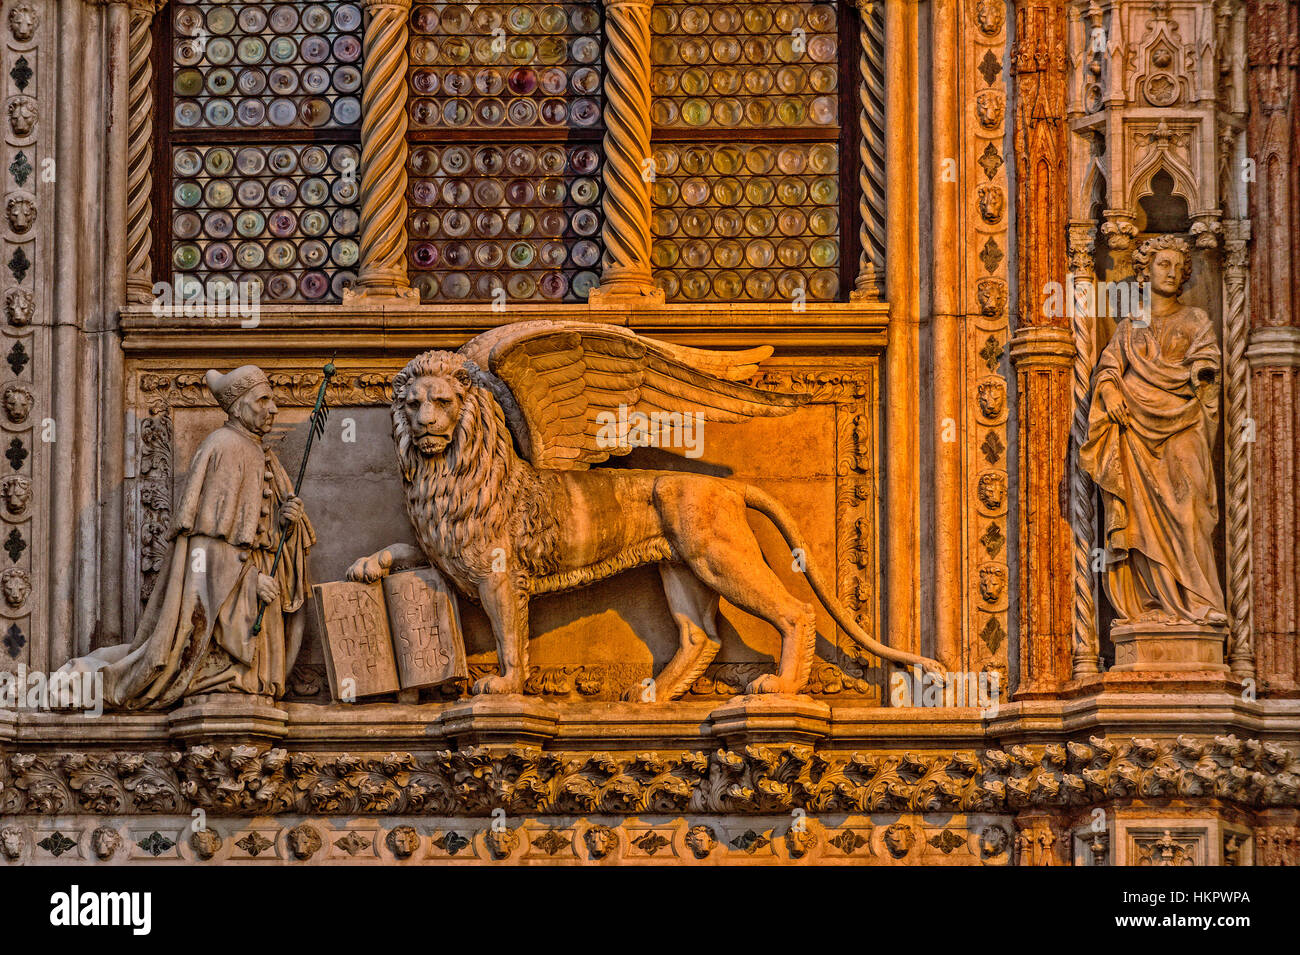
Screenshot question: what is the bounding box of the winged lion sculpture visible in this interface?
[347,321,942,700]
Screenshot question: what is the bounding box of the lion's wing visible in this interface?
[459,321,805,470]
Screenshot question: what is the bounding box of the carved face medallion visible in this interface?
[0,826,22,860]
[386,825,420,859]
[975,91,1004,130]
[91,827,122,861]
[3,383,33,424]
[685,824,717,860]
[979,825,1010,859]
[583,825,618,860]
[7,3,36,42]
[977,379,1005,420]
[7,98,35,138]
[4,287,32,326]
[978,565,1006,605]
[6,195,35,234]
[977,472,1007,512]
[287,824,321,861]
[883,823,915,859]
[190,829,222,861]
[977,184,1004,224]
[484,827,519,860]
[2,567,30,609]
[975,0,1004,36]
[977,279,1007,318]
[1,475,31,517]
[784,827,817,859]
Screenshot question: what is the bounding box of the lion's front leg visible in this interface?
[346,543,425,583]
[474,572,528,695]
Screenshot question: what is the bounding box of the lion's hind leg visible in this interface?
[655,478,816,695]
[625,563,721,703]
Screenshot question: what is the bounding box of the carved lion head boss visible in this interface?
[349,321,943,700]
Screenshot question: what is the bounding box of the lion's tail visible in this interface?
[742,485,944,677]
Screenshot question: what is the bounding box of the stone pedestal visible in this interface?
[708,694,831,747]
[168,693,289,746]
[439,695,559,751]
[1110,623,1229,673]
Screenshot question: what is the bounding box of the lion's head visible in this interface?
[392,351,478,470]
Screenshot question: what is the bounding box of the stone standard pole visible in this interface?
[345,0,419,302]
[588,0,663,304]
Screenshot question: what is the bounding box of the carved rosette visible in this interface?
[0,0,40,659]
[346,0,417,301]
[850,0,885,301]
[1222,221,1255,680]
[590,0,659,301]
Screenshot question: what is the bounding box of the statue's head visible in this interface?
[392,351,475,460]
[206,365,276,436]
[1133,235,1193,299]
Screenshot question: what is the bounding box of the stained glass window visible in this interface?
[650,1,846,302]
[161,1,364,303]
[405,2,606,303]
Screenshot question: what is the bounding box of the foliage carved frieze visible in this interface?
[2,736,1297,818]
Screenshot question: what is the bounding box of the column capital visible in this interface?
[1009,324,1073,367]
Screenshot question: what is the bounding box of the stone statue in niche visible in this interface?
[55,366,314,707]
[1078,236,1227,631]
[347,321,943,700]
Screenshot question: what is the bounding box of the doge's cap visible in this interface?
[205,365,270,412]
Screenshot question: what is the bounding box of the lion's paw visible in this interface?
[345,554,388,584]
[472,674,523,695]
[746,674,800,695]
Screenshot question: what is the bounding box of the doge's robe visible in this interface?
[65,423,314,708]
[1078,307,1226,625]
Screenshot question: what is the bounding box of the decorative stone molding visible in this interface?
[3,735,1295,818]
[1067,222,1100,678]
[344,0,419,302]
[588,0,662,304]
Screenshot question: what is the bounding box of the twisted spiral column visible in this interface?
[589,0,660,303]
[1223,220,1255,681]
[348,0,418,301]
[125,0,162,304]
[1067,223,1099,677]
[851,0,885,301]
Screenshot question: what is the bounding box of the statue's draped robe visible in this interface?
[1078,307,1226,624]
[73,423,314,708]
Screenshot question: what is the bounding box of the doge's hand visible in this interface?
[256,573,280,604]
[278,495,304,527]
[346,552,390,584]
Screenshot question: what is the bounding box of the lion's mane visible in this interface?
[391,351,559,582]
